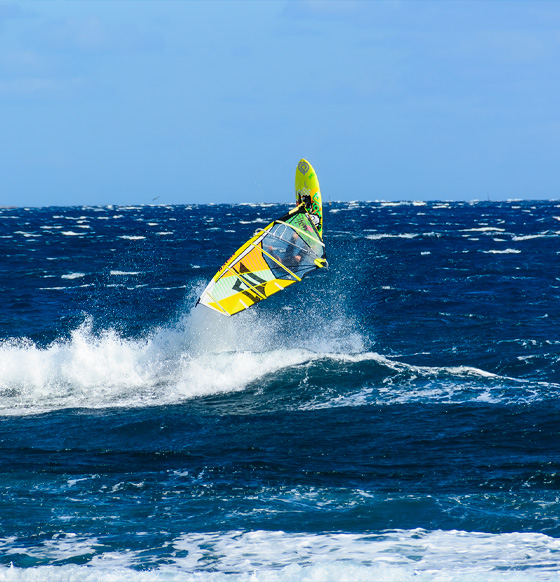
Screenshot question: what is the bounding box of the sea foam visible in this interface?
[0,304,365,415]
[0,529,558,581]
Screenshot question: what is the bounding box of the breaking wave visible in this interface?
[0,305,365,415]
[0,305,556,415]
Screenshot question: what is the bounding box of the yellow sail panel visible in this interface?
[203,276,296,316]
[197,206,326,316]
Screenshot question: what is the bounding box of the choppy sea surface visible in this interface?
[1,200,560,581]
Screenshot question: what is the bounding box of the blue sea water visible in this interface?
[1,200,560,581]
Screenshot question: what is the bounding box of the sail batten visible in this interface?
[259,244,302,282]
[275,219,325,247]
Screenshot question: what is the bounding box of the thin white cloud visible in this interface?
[30,15,164,53]
[0,49,46,73]
[0,1,28,23]
[281,0,399,21]
[456,29,554,65]
[0,75,87,98]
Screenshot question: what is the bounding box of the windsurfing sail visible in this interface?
[196,205,327,316]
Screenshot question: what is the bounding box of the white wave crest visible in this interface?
[0,307,365,415]
[365,233,418,240]
[61,273,86,280]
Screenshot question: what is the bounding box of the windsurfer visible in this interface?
[266,232,303,268]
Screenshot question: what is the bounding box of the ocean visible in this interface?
[1,200,560,581]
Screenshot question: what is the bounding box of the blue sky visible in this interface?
[1,0,559,206]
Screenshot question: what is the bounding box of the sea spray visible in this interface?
[0,302,367,414]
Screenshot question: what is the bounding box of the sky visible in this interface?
[1,0,559,206]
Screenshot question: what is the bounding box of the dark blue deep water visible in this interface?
[1,200,560,581]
